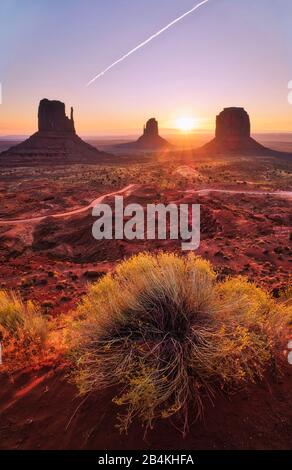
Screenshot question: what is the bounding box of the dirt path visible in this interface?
[0,184,291,226]
[0,183,138,225]
[189,188,292,198]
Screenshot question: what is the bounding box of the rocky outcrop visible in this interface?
[215,108,250,142]
[0,99,110,164]
[38,99,75,133]
[143,118,159,138]
[117,118,171,151]
[199,107,289,156]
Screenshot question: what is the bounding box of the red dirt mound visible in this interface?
[1,363,292,450]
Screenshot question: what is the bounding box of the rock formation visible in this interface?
[200,107,288,156]
[38,99,75,133]
[117,118,171,150]
[143,118,159,138]
[0,99,109,164]
[215,107,250,143]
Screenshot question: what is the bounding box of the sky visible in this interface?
[0,0,292,136]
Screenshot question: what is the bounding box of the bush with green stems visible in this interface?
[70,252,291,434]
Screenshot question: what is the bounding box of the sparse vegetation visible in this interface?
[70,253,291,435]
[0,290,48,369]
[279,286,292,306]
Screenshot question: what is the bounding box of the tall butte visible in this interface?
[118,118,171,150]
[200,107,288,156]
[0,98,109,164]
[38,99,76,133]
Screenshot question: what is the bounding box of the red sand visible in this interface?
[0,362,292,450]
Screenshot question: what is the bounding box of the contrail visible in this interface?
[86,0,210,86]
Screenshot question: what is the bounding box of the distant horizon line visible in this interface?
[1,129,292,140]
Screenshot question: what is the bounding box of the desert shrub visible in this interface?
[279,285,292,307]
[70,253,290,434]
[0,290,48,369]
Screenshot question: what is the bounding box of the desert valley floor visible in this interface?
[0,148,291,449]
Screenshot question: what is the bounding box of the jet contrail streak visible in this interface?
[86,0,210,86]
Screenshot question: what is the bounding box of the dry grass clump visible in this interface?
[0,290,48,370]
[279,285,292,307]
[70,252,291,434]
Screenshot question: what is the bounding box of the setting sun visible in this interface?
[175,117,198,132]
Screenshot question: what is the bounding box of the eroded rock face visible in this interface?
[38,99,75,133]
[199,106,283,155]
[0,99,110,163]
[118,117,171,150]
[215,107,250,142]
[143,118,159,138]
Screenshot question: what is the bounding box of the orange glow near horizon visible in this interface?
[175,117,199,133]
[1,1,292,138]
[1,108,292,137]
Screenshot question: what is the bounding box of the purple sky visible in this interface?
[1,0,292,135]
